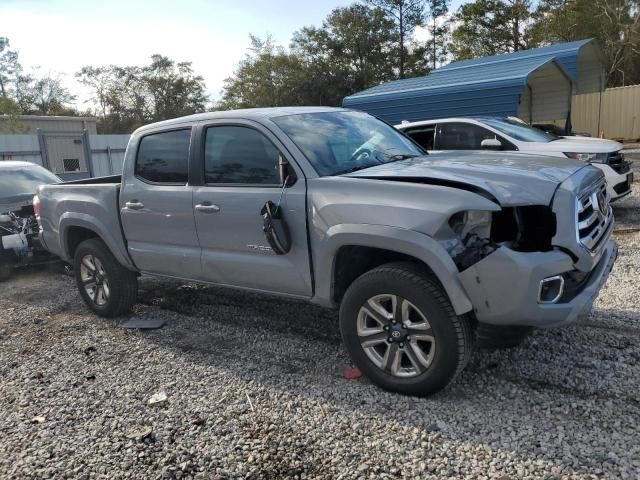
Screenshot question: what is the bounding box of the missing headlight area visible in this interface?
[444,206,557,271]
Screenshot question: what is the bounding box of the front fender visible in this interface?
[312,223,473,315]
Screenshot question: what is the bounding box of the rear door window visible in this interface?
[403,125,436,150]
[435,122,498,150]
[135,129,191,184]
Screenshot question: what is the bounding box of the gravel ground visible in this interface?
[1,235,639,478]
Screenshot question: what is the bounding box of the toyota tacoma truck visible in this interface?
[36,107,618,396]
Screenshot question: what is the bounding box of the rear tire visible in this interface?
[73,238,137,317]
[339,262,473,396]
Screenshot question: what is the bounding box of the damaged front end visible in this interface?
[0,203,53,281]
[438,183,617,328]
[440,205,557,272]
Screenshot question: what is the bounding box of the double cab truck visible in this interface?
[36,107,618,396]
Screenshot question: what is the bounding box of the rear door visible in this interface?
[192,120,312,297]
[119,128,201,279]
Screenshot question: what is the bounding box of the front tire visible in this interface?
[74,238,138,317]
[339,262,473,396]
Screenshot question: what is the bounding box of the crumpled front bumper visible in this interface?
[458,239,618,328]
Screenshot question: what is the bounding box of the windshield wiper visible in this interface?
[335,164,379,175]
[375,152,420,163]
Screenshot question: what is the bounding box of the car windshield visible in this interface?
[272,111,425,176]
[483,118,558,143]
[0,166,60,198]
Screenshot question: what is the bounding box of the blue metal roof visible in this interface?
[342,39,599,124]
[437,39,593,79]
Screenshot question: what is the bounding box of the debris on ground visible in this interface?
[148,391,168,406]
[343,367,363,380]
[124,426,153,441]
[120,318,166,330]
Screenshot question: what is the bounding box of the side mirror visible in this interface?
[481,138,502,151]
[279,155,297,186]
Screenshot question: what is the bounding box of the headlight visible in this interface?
[564,152,608,163]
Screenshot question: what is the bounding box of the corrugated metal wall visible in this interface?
[0,134,130,177]
[517,62,571,123]
[89,135,129,176]
[0,135,43,164]
[572,84,640,140]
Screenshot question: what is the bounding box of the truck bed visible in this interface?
[36,180,134,269]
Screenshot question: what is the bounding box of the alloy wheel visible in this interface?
[79,254,110,307]
[356,294,435,378]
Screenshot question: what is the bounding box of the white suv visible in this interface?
[396,116,633,201]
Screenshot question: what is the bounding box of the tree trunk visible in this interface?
[399,11,405,79]
[433,17,437,70]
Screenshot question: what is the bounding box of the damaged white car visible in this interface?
[0,161,61,281]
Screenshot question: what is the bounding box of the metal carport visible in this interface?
[343,39,603,127]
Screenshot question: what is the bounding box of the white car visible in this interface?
[396,116,633,201]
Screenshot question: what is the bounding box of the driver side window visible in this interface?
[204,126,282,185]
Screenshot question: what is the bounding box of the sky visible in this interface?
[0,0,465,108]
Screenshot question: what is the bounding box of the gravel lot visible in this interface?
[1,196,639,479]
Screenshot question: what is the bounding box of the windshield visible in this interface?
[0,165,60,198]
[483,118,558,143]
[272,111,425,176]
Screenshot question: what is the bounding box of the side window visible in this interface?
[135,129,191,184]
[436,123,498,150]
[404,125,436,150]
[204,126,281,185]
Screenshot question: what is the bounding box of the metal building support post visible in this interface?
[82,129,94,177]
[36,128,50,170]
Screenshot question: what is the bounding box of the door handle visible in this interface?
[195,203,220,213]
[125,201,144,210]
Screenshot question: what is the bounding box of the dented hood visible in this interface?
[343,151,586,206]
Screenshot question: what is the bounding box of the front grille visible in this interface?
[577,179,612,252]
[608,151,631,174]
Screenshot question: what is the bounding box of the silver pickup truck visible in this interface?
[36,107,617,396]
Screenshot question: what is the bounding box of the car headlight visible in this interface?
[564,152,608,163]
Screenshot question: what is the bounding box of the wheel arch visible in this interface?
[312,224,473,315]
[59,214,136,271]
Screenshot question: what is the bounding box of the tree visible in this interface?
[218,35,310,110]
[28,73,76,115]
[220,5,403,110]
[77,55,208,133]
[426,0,450,69]
[0,37,20,99]
[0,96,27,133]
[364,0,427,78]
[531,0,639,87]
[449,0,537,60]
[143,55,208,121]
[292,4,397,96]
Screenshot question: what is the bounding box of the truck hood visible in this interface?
[0,193,34,214]
[343,151,586,206]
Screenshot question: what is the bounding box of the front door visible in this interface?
[119,128,201,279]
[192,122,312,297]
